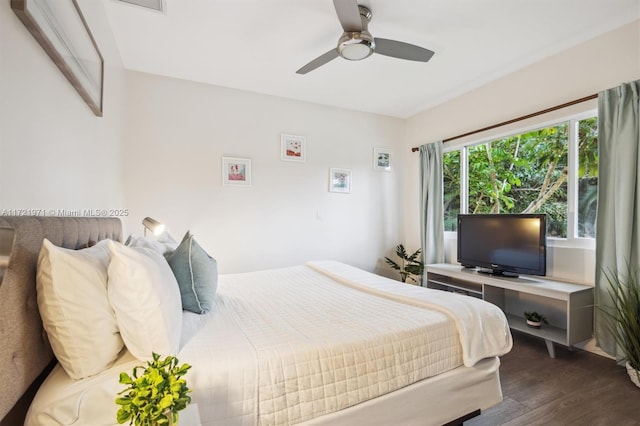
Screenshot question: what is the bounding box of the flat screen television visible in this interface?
[457,213,547,277]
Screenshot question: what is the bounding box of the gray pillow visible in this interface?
[166,231,217,314]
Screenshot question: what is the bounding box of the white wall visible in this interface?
[122,71,405,274]
[3,3,638,284]
[0,1,125,214]
[402,20,640,285]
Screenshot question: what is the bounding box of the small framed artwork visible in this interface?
[373,147,391,171]
[222,157,252,186]
[281,134,306,162]
[329,168,352,194]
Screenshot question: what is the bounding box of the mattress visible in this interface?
[26,262,511,425]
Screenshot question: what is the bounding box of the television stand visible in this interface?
[426,263,594,358]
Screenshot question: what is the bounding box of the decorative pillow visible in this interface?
[36,239,123,380]
[166,231,218,314]
[107,241,182,360]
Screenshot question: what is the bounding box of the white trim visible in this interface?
[547,236,596,250]
[567,119,579,240]
[460,147,469,214]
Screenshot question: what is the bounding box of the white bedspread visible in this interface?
[307,261,513,366]
[26,262,510,426]
[218,265,462,425]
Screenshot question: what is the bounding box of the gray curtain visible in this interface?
[419,141,445,277]
[595,80,640,358]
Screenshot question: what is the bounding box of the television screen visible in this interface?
[457,214,547,276]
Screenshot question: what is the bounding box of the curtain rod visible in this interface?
[410,93,598,152]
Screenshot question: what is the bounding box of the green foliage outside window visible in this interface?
[577,117,598,238]
[468,124,569,236]
[443,117,598,239]
[443,150,460,231]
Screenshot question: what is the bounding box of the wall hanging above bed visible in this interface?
[11,0,104,116]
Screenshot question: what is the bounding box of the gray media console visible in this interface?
[426,263,594,358]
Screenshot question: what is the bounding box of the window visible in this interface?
[577,117,598,238]
[443,113,598,242]
[443,150,460,231]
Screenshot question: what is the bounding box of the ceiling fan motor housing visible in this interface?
[337,5,374,61]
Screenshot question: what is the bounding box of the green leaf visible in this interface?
[115,353,193,425]
[600,265,640,369]
[119,372,133,385]
[384,257,401,270]
[159,394,174,410]
[395,244,408,259]
[386,244,423,283]
[116,407,132,424]
[115,397,131,406]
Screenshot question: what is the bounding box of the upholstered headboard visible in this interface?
[0,217,122,419]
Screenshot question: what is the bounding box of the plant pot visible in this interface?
[626,362,640,388]
[526,319,542,329]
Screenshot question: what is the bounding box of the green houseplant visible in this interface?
[385,244,424,284]
[116,353,192,426]
[600,267,640,388]
[524,311,548,328]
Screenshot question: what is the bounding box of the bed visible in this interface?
[0,217,512,426]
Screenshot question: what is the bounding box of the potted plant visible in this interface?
[524,311,548,329]
[116,353,192,426]
[600,267,640,388]
[385,244,424,284]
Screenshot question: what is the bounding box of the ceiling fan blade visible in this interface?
[296,49,340,74]
[374,38,435,62]
[333,0,362,32]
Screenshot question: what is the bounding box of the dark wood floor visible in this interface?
[467,332,640,426]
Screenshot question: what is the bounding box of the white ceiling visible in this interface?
[104,0,640,118]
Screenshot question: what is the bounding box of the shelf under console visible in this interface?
[426,263,594,358]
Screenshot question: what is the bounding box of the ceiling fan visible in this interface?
[296,0,435,74]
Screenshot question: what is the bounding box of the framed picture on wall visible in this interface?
[373,147,391,171]
[329,168,352,194]
[11,0,104,116]
[222,157,252,186]
[281,134,306,162]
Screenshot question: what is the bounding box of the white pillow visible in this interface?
[125,233,179,255]
[36,239,123,380]
[107,241,182,360]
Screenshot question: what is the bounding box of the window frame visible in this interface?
[443,109,597,249]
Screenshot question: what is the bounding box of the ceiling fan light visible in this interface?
[338,33,375,61]
[341,42,372,60]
